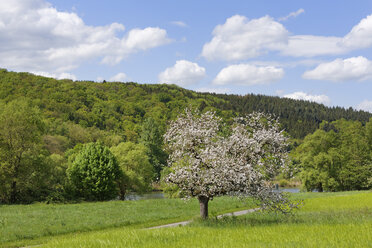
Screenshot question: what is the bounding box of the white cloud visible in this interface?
[0,0,171,74]
[343,14,372,50]
[278,8,305,21]
[109,72,128,82]
[31,71,76,80]
[281,35,345,57]
[303,56,372,82]
[195,87,230,94]
[282,14,372,57]
[171,21,188,28]
[213,64,284,86]
[283,92,331,105]
[158,60,206,86]
[247,59,325,68]
[356,100,372,113]
[201,15,288,61]
[202,14,372,60]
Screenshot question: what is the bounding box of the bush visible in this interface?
[67,142,122,201]
[279,179,289,187]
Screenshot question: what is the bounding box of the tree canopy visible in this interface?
[293,119,372,192]
[0,99,47,203]
[67,142,122,201]
[0,69,371,203]
[164,109,299,218]
[111,142,154,199]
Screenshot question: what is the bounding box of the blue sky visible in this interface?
[1,0,372,112]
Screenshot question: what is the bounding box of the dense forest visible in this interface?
[292,119,372,192]
[0,68,371,203]
[212,93,372,139]
[0,69,370,141]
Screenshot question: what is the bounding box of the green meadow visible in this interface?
[0,196,254,247]
[1,191,371,248]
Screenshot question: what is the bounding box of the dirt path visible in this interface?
[146,208,259,229]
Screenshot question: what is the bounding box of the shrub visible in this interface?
[279,179,289,187]
[67,142,122,201]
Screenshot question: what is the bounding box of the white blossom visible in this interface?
[164,108,300,214]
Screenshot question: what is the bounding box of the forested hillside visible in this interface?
[209,94,371,139]
[1,69,370,141]
[1,68,371,203]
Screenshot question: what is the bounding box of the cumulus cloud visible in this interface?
[31,71,77,80]
[283,91,331,105]
[303,56,372,82]
[202,14,372,60]
[278,8,305,21]
[281,36,346,57]
[158,60,206,86]
[343,14,372,50]
[356,100,372,113]
[282,14,372,57]
[109,72,128,82]
[213,64,284,86]
[0,0,171,74]
[201,15,288,61]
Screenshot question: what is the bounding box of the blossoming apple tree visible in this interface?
[164,108,299,219]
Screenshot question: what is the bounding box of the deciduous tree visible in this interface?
[67,142,122,201]
[140,117,167,180]
[164,109,298,219]
[0,99,45,203]
[295,120,372,192]
[111,142,154,199]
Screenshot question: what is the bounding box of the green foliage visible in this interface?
[213,93,372,139]
[159,167,182,198]
[294,119,372,192]
[0,69,370,148]
[0,99,50,203]
[110,142,154,199]
[67,142,122,201]
[279,179,289,187]
[139,117,168,180]
[0,69,371,203]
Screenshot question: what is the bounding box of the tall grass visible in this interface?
[41,191,372,248]
[0,196,254,246]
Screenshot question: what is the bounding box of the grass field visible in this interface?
[0,196,255,247]
[1,191,371,247]
[37,191,372,248]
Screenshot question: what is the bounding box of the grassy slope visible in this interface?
[39,191,372,248]
[0,196,254,247]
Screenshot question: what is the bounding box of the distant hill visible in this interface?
[207,93,371,139]
[0,68,370,149]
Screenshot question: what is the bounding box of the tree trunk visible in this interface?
[118,181,126,200]
[317,182,323,192]
[198,195,209,219]
[10,180,17,204]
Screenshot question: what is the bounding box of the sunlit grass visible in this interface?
[42,222,372,248]
[0,196,254,246]
[40,191,372,248]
